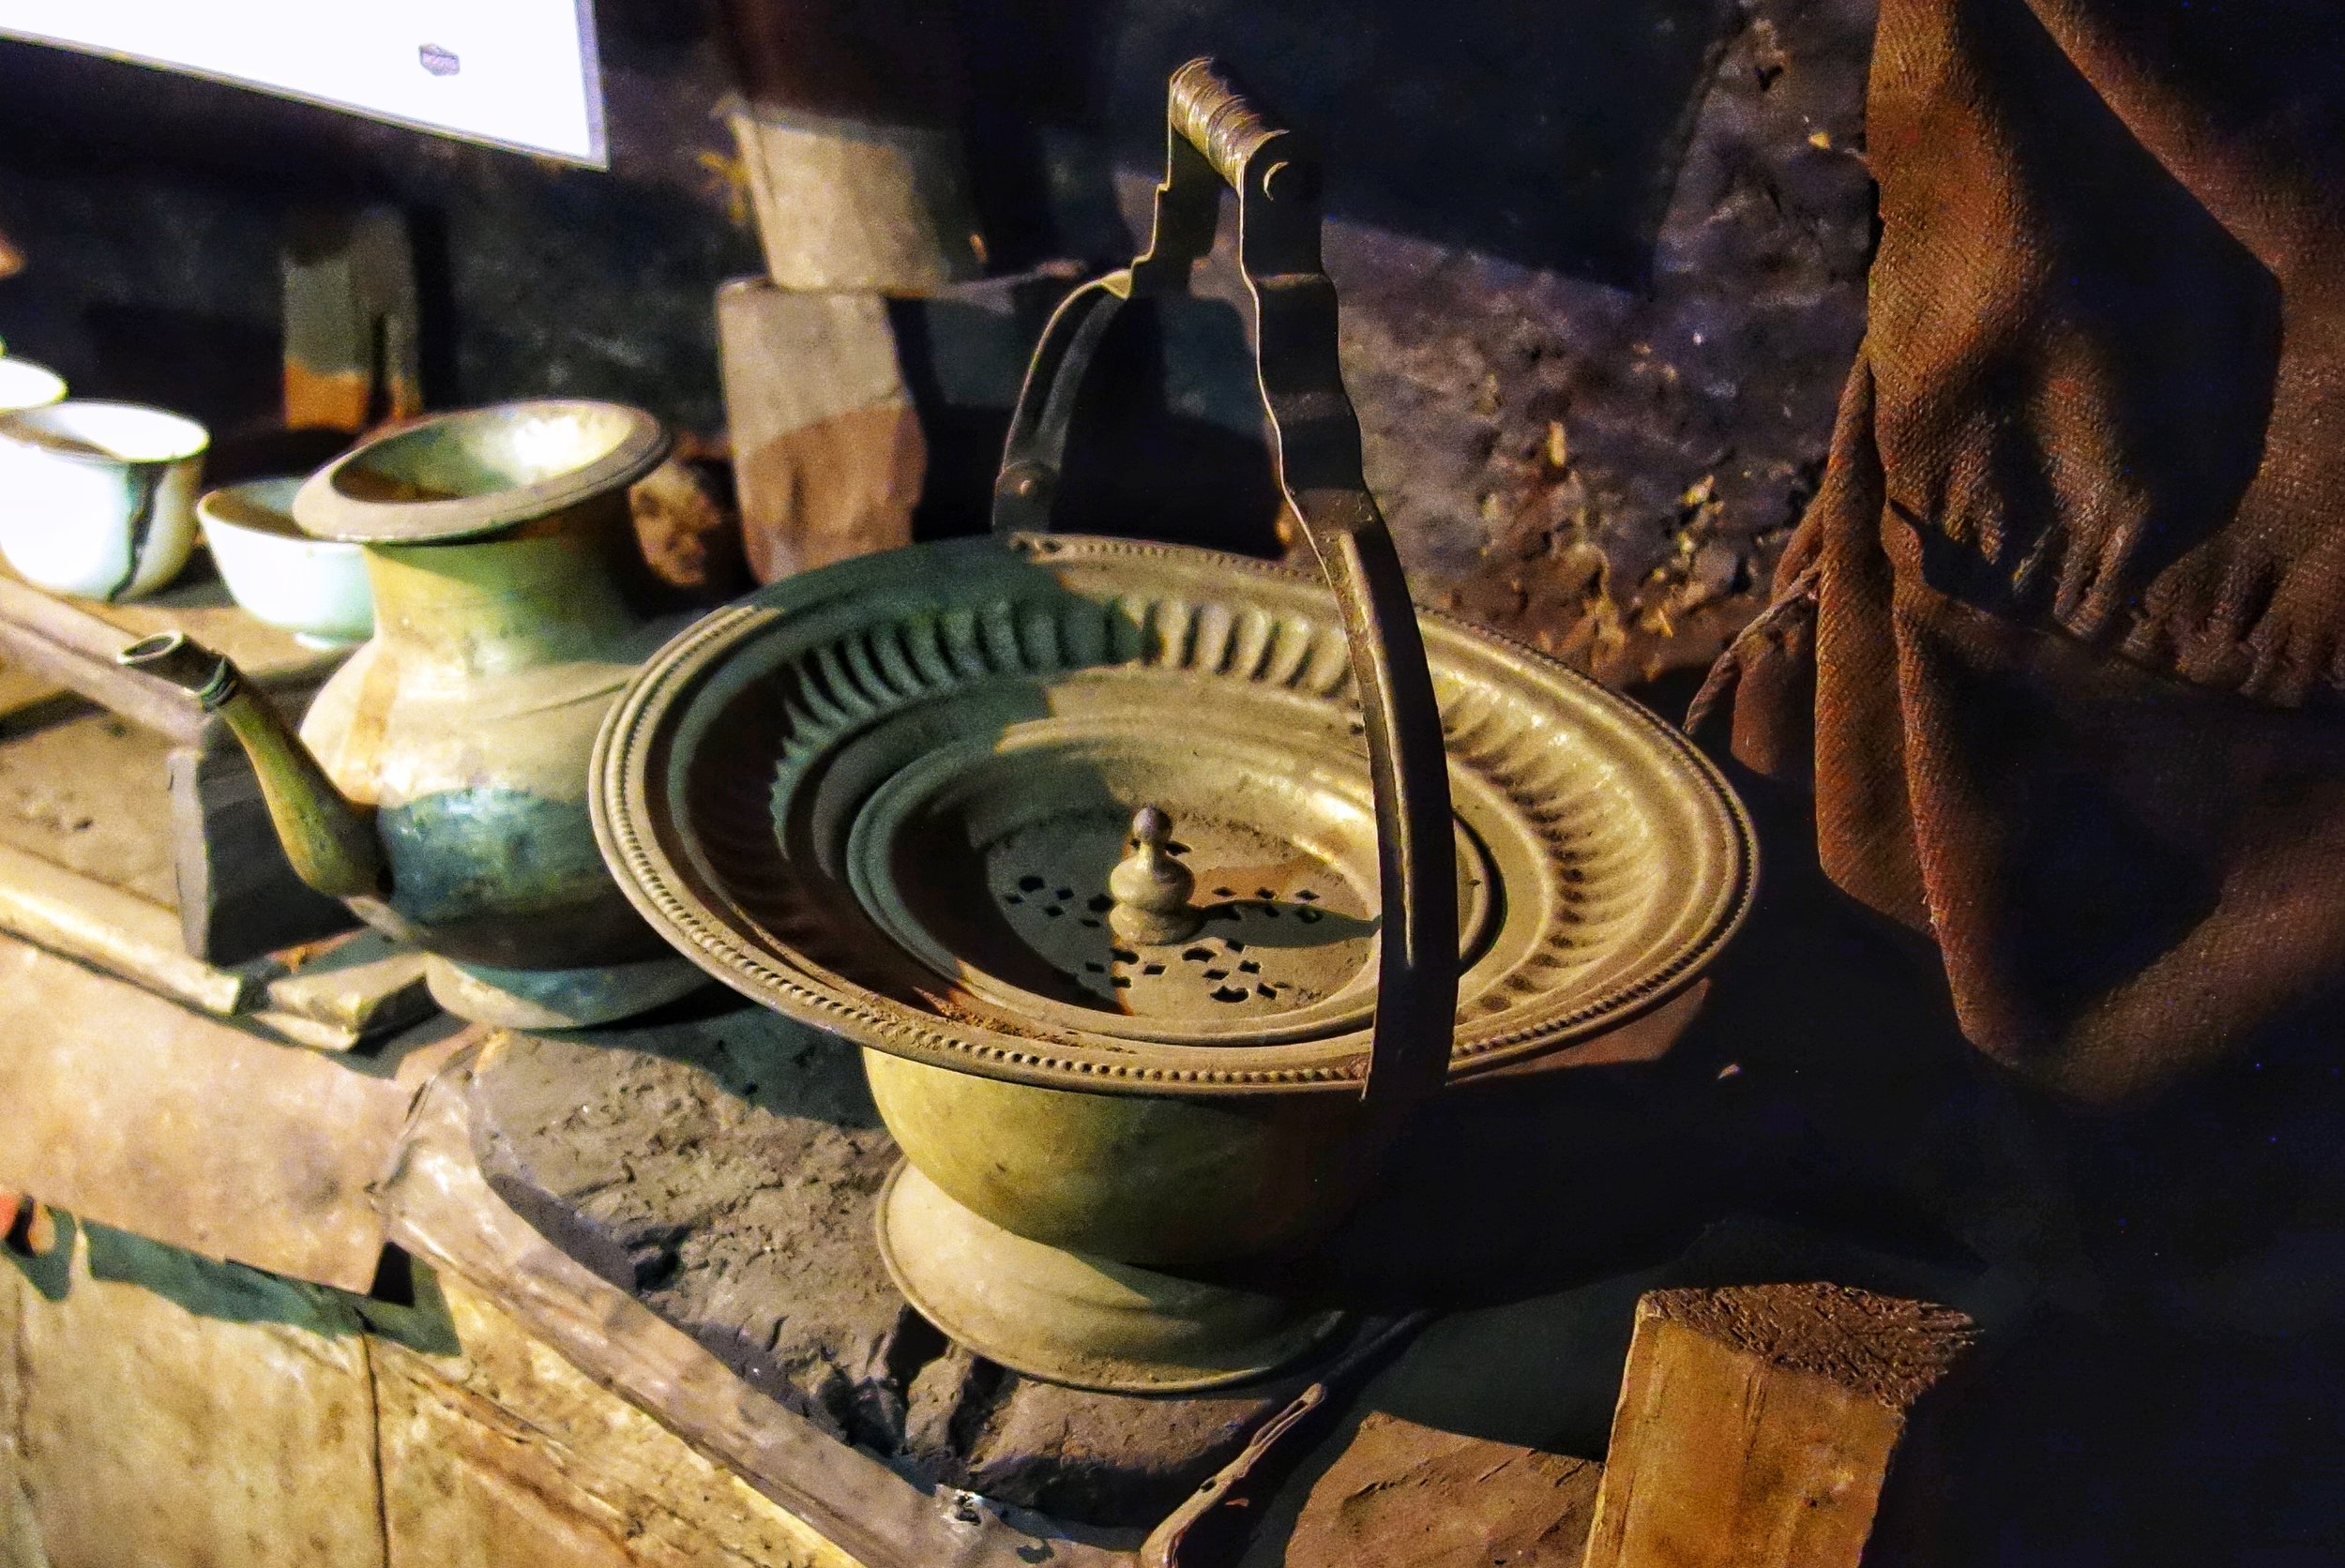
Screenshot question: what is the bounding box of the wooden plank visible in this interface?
[1240,1410,1597,1568]
[375,1274,861,1568]
[1580,1283,1979,1568]
[0,928,476,1292]
[0,562,360,961]
[256,927,436,1052]
[724,109,983,293]
[0,1220,385,1568]
[716,0,979,293]
[0,565,344,744]
[374,1060,1127,1568]
[717,279,924,582]
[0,835,416,1046]
[0,837,250,1014]
[0,573,205,742]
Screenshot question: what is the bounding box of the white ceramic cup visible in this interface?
[0,356,66,415]
[0,400,208,600]
[198,477,376,648]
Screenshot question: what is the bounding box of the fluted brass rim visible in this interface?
[591,532,1757,1096]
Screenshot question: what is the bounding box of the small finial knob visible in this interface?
[1108,806,1202,946]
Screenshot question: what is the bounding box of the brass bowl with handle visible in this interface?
[592,60,1757,1392]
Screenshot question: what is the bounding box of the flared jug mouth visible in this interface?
[293,399,670,545]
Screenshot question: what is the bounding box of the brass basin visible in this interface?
[591,58,1757,1391]
[592,531,1755,1387]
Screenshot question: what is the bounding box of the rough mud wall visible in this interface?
[1341,0,1878,690]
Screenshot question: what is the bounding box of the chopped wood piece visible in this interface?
[254,928,435,1051]
[1271,1411,1598,1568]
[168,728,356,965]
[281,205,422,432]
[0,565,358,961]
[715,0,979,294]
[1581,1283,1979,1568]
[726,108,983,293]
[161,742,359,964]
[718,280,924,581]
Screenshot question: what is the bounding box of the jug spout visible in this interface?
[119,632,385,900]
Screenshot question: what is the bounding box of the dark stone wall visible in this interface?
[0,2,758,436]
[0,0,1874,689]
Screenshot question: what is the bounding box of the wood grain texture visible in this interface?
[1581,1284,1979,1568]
[0,929,476,1292]
[726,110,980,294]
[0,566,340,739]
[712,0,977,300]
[256,928,436,1051]
[376,1059,1126,1568]
[0,565,358,961]
[374,1275,855,1568]
[0,725,414,1042]
[0,574,205,742]
[0,1214,867,1568]
[0,837,250,1013]
[0,1221,384,1568]
[1273,1412,1596,1568]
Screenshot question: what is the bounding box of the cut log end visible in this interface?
[1637,1281,1980,1410]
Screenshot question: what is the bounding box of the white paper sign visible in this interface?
[0,0,606,165]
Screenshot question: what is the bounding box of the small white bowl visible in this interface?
[0,357,66,415]
[0,400,208,601]
[198,477,375,648]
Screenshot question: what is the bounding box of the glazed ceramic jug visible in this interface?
[123,400,704,1027]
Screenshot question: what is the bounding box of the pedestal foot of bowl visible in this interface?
[876,1161,1350,1395]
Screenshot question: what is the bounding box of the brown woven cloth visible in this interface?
[1692,0,2345,1327]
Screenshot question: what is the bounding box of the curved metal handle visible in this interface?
[991,60,1458,1117]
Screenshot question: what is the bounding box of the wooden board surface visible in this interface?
[0,1205,868,1568]
[0,564,360,960]
[0,928,475,1292]
[375,1273,858,1568]
[0,700,177,904]
[0,1220,384,1568]
[377,1059,1123,1568]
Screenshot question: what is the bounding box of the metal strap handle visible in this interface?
[991,58,1459,1115]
